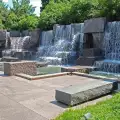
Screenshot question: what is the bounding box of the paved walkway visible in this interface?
[0,75,113,120]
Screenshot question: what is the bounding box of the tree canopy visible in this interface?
[0,0,9,29]
[0,0,120,30]
[40,0,50,12]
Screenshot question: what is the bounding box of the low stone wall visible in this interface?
[4,61,36,76]
[61,66,94,73]
[0,62,4,71]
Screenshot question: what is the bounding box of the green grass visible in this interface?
[54,93,120,120]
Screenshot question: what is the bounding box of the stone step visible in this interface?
[1,57,19,62]
[76,56,103,66]
[55,79,118,106]
[83,48,102,57]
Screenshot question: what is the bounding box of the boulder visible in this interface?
[0,30,7,57]
[22,30,29,36]
[56,80,118,106]
[10,31,21,37]
[83,17,106,33]
[29,29,40,47]
[22,29,40,49]
[0,30,6,41]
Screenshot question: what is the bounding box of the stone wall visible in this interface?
[9,29,40,50]
[4,61,36,76]
[83,17,106,33]
[0,30,7,57]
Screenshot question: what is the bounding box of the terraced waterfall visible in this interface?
[92,22,120,75]
[36,23,84,65]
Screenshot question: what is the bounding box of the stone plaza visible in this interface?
[0,74,117,120]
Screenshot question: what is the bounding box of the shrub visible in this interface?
[0,19,4,29]
[38,0,71,30]
[91,0,120,21]
[70,0,93,23]
[18,15,39,30]
[39,0,93,30]
[5,12,19,30]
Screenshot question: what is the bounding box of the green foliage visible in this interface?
[0,19,4,29]
[18,15,38,30]
[0,1,9,29]
[2,0,38,30]
[39,0,71,30]
[41,0,50,12]
[5,12,19,30]
[1,0,120,31]
[39,0,93,30]
[70,0,93,23]
[11,0,34,16]
[55,93,120,120]
[91,0,120,20]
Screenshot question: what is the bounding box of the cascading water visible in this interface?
[92,21,120,75]
[2,36,34,59]
[36,23,84,65]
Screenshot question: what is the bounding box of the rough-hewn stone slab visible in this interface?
[0,30,6,40]
[16,72,69,80]
[10,31,21,37]
[55,80,118,106]
[1,57,19,62]
[4,61,36,76]
[83,18,106,33]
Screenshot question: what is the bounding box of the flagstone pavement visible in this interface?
[0,74,114,120]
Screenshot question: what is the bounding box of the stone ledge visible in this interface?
[72,72,119,81]
[55,80,118,106]
[61,66,95,73]
[16,72,69,80]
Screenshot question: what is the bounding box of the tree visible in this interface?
[70,0,93,23]
[39,0,71,30]
[5,12,19,30]
[40,0,50,12]
[0,0,9,28]
[11,0,34,16]
[5,0,38,30]
[18,15,39,30]
[91,0,120,21]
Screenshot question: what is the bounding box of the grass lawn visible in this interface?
[54,92,120,120]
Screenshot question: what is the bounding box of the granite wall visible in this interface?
[4,61,36,76]
[0,30,7,57]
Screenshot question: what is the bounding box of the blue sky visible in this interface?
[4,0,42,16]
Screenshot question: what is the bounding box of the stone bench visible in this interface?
[55,80,118,106]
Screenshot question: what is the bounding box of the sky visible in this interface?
[2,0,42,16]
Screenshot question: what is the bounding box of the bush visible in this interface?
[39,0,93,30]
[0,19,4,29]
[91,0,120,21]
[5,12,19,30]
[18,15,39,30]
[70,0,93,23]
[39,0,71,30]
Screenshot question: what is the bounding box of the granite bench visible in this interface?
[55,79,118,106]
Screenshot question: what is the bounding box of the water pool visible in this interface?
[37,66,61,75]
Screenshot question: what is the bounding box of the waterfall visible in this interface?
[2,36,34,60]
[93,21,120,74]
[36,23,84,65]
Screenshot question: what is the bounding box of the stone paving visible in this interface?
[0,75,114,120]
